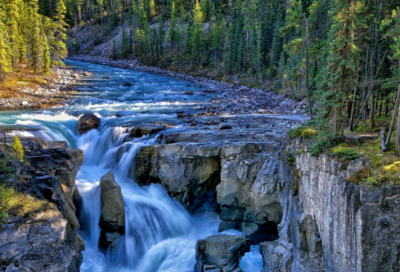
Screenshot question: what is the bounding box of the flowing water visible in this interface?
[0,60,264,272]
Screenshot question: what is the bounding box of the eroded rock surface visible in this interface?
[194,234,250,272]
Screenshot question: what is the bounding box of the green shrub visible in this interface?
[301,128,318,138]
[0,184,13,223]
[288,126,318,139]
[332,147,363,160]
[310,132,341,156]
[288,126,304,138]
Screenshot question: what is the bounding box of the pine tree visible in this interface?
[121,28,127,58]
[188,0,205,68]
[0,3,12,75]
[315,0,365,135]
[42,27,51,74]
[157,14,164,58]
[168,1,177,49]
[5,0,23,68]
[51,0,68,67]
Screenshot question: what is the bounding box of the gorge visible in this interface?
[1,60,399,272]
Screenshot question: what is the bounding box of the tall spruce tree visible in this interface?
[315,0,365,135]
[51,0,68,67]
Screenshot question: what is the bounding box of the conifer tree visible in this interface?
[0,3,11,75]
[121,28,127,58]
[315,0,365,135]
[188,0,205,67]
[5,0,23,68]
[168,1,178,49]
[42,27,51,74]
[51,0,68,67]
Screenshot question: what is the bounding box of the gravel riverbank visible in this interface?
[0,68,81,110]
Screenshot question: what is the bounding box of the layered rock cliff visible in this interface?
[0,137,84,272]
[131,115,400,272]
[264,138,400,272]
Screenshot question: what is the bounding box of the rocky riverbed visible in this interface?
[69,56,307,116]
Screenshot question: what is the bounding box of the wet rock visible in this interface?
[177,112,185,118]
[83,72,92,76]
[99,171,125,252]
[122,82,133,86]
[185,90,194,95]
[194,234,250,272]
[129,124,168,138]
[103,76,110,79]
[77,113,101,134]
[99,171,125,232]
[218,123,232,130]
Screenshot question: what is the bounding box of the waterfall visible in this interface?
[0,60,264,272]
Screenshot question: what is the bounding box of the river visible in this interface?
[0,60,264,272]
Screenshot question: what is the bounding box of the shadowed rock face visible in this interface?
[0,137,84,272]
[194,234,250,272]
[98,171,125,253]
[77,113,100,134]
[261,138,400,272]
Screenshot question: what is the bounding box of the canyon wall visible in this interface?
[132,115,400,272]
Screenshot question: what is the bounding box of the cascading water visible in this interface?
[0,60,263,272]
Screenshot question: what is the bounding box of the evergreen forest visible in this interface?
[3,0,400,154]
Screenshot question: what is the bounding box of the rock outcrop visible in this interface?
[0,210,77,272]
[194,234,250,272]
[133,115,301,241]
[131,114,400,272]
[77,113,101,134]
[0,137,84,272]
[98,171,125,252]
[262,138,400,272]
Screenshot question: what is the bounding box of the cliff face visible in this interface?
[132,116,400,272]
[265,139,400,272]
[0,137,84,272]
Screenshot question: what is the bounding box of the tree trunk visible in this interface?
[386,83,400,145]
[349,67,360,130]
[369,90,375,129]
[395,105,400,156]
[304,16,313,120]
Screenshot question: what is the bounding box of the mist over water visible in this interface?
[0,60,263,272]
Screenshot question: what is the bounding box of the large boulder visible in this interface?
[194,234,250,272]
[129,123,170,138]
[99,171,125,252]
[77,113,100,134]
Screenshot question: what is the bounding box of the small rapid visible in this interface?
[0,60,263,272]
